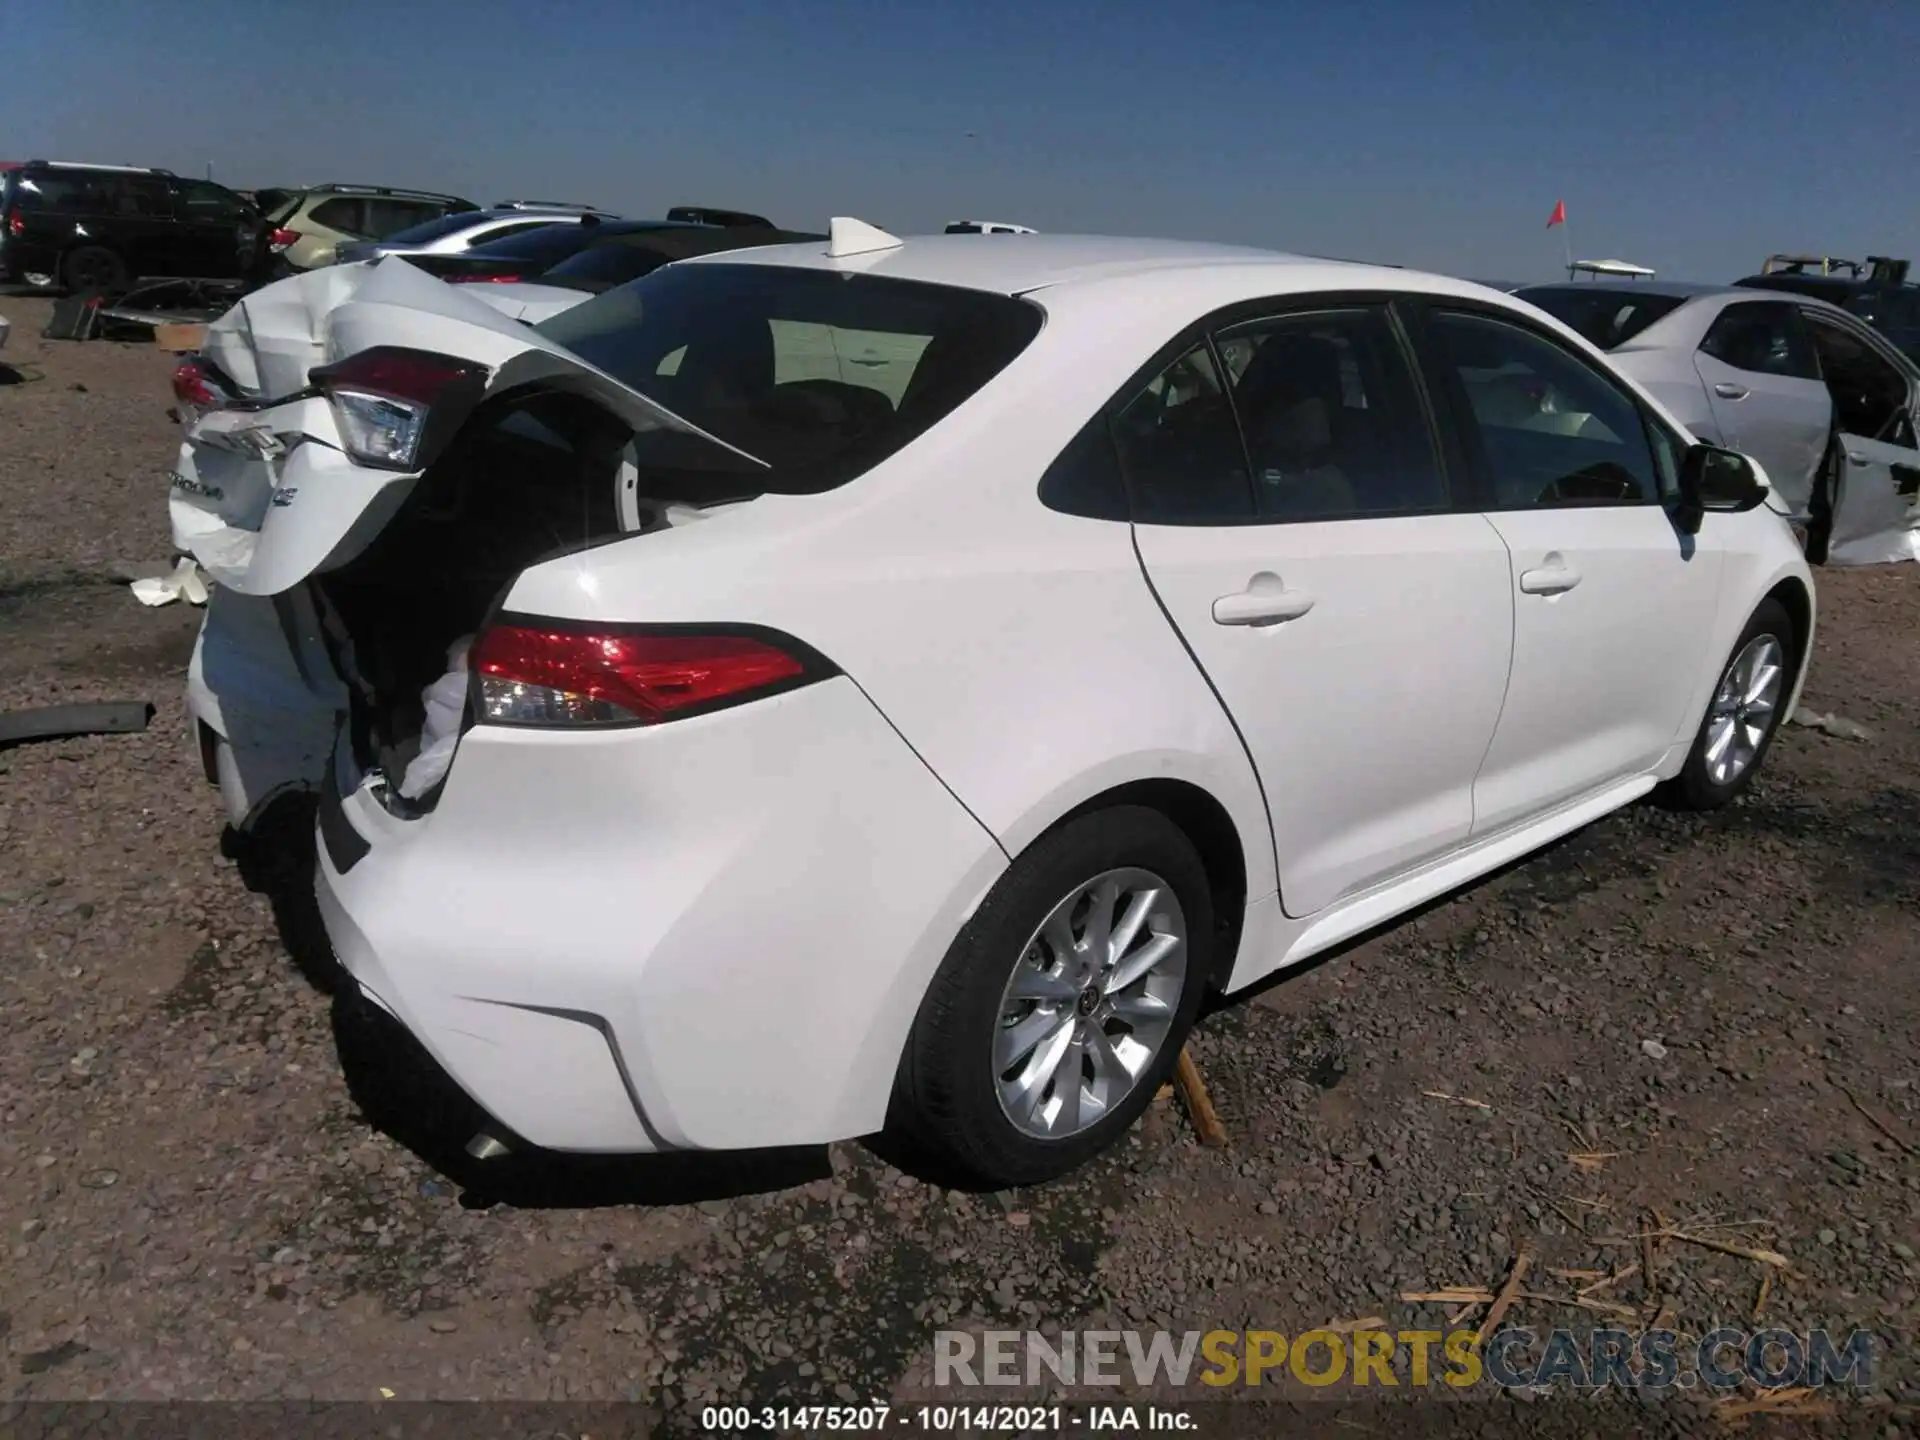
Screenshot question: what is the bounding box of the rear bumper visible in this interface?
[312,676,1007,1155]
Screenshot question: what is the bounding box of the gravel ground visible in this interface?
[1,294,1916,1436]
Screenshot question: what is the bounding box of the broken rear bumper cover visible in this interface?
[311,675,1007,1156]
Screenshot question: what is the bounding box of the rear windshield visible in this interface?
[462,221,596,265]
[380,211,487,246]
[1515,287,1689,350]
[538,242,674,293]
[538,262,1044,494]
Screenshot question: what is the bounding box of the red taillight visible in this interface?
[307,346,488,470]
[268,227,299,251]
[448,272,523,284]
[470,622,827,727]
[172,357,220,409]
[6,213,22,237]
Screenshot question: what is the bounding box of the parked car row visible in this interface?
[170,222,1815,1186]
[0,158,798,297]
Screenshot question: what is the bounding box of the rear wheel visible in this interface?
[893,806,1212,1187]
[1658,597,1793,811]
[62,245,127,294]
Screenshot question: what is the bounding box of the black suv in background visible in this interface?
[0,161,260,292]
[1735,257,1920,364]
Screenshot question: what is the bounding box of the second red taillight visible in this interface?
[447,272,524,285]
[7,213,23,237]
[470,622,829,727]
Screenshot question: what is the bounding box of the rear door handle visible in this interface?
[1212,575,1315,626]
[1518,556,1582,595]
[1713,382,1749,400]
[1847,451,1870,466]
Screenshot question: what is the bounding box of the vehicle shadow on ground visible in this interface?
[231,793,834,1209]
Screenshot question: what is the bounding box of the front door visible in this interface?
[1414,306,1725,834]
[1800,310,1920,564]
[1121,304,1514,918]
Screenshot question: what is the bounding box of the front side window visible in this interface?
[1218,307,1445,519]
[537,262,1042,494]
[1427,310,1658,508]
[1109,343,1252,523]
[1698,301,1820,380]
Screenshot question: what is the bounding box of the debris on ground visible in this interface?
[1791,708,1874,740]
[0,700,154,749]
[129,556,208,607]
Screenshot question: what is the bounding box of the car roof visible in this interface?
[678,231,1457,298]
[1516,279,1737,301]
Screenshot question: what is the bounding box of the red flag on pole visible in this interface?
[1546,199,1567,228]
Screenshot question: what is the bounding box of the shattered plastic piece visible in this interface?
[0,701,154,750]
[1791,710,1874,741]
[130,557,209,607]
[397,636,475,799]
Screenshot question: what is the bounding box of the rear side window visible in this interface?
[1698,301,1820,380]
[1217,307,1445,519]
[1426,309,1659,508]
[176,180,249,221]
[362,199,441,237]
[537,263,1043,494]
[1514,286,1688,350]
[308,197,366,236]
[10,170,114,214]
[117,177,174,218]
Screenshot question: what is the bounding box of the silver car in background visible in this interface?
[1516,281,1920,565]
[333,203,617,267]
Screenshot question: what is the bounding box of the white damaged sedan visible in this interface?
[172,229,1814,1186]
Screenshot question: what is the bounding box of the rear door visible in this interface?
[1691,299,1830,506]
[1123,301,1514,918]
[1413,305,1725,832]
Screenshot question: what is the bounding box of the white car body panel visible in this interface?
[464,280,592,325]
[1471,506,1724,833]
[1132,513,1514,917]
[174,234,1817,1157]
[1830,433,1920,564]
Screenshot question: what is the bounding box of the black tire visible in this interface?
[62,245,128,295]
[892,805,1213,1187]
[1657,597,1795,812]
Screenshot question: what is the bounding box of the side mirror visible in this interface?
[1675,444,1768,532]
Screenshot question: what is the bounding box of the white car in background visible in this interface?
[1516,280,1920,565]
[168,226,1812,1186]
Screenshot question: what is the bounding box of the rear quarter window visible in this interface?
[307,197,365,235]
[1514,287,1687,350]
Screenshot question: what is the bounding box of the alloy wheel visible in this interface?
[993,867,1187,1140]
[1704,633,1785,786]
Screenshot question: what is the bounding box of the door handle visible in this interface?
[1212,575,1315,626]
[1847,451,1870,466]
[1713,382,1749,400]
[1518,557,1582,595]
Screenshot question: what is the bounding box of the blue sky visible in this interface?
[5,0,1916,282]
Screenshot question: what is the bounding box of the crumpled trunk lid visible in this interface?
[170,257,763,597]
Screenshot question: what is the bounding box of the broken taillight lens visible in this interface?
[470,622,829,727]
[308,346,488,471]
[172,356,232,427]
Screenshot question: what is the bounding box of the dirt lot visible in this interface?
[1,294,1916,1435]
